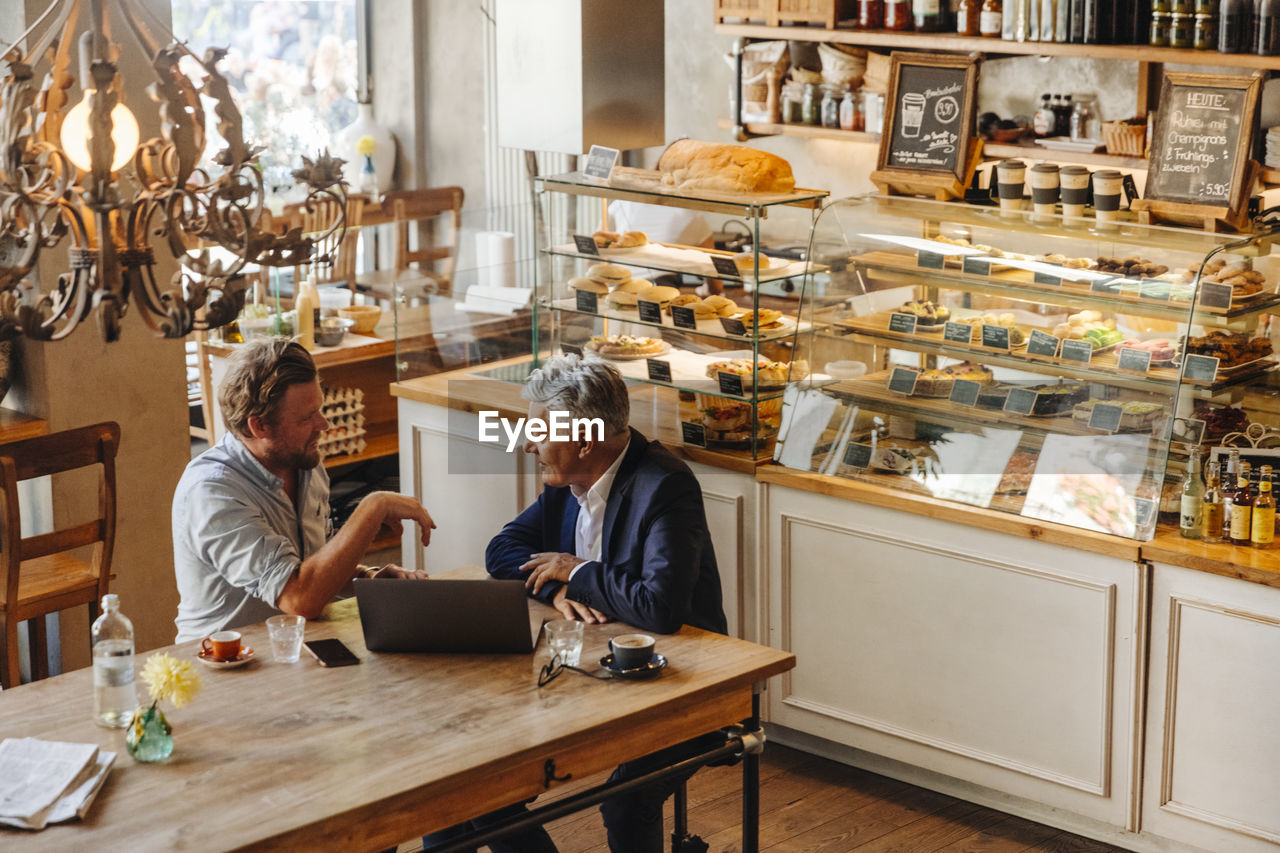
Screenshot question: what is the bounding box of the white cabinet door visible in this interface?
[397,400,538,573]
[686,461,756,642]
[1143,563,1280,853]
[762,485,1143,828]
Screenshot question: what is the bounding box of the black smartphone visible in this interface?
[303,638,361,667]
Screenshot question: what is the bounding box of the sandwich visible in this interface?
[637,284,680,309]
[586,262,632,287]
[568,277,608,295]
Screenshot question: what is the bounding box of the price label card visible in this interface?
[1117,347,1153,372]
[582,144,619,180]
[1122,173,1141,204]
[1088,403,1125,432]
[645,359,671,383]
[717,371,745,397]
[843,442,873,469]
[1139,279,1171,301]
[575,289,599,314]
[561,343,583,358]
[1033,271,1062,287]
[637,300,663,324]
[718,316,748,336]
[711,255,743,278]
[1090,277,1120,294]
[981,324,1011,350]
[1060,339,1094,364]
[1183,353,1221,382]
[573,234,600,256]
[680,421,707,448]
[671,305,698,330]
[1134,497,1156,531]
[1027,330,1061,357]
[888,312,918,335]
[1174,416,1207,446]
[916,251,946,270]
[949,379,981,407]
[962,257,991,276]
[1005,387,1038,415]
[1199,282,1233,310]
[944,321,974,344]
[887,366,919,396]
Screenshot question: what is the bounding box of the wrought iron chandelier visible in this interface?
[0,0,347,342]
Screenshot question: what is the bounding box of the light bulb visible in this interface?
[60,90,140,172]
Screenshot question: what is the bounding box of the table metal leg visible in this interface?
[742,686,763,853]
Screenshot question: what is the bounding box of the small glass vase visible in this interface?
[359,155,378,198]
[126,705,173,762]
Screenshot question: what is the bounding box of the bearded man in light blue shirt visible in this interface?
[172,339,434,643]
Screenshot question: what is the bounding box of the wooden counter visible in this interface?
[0,408,49,445]
[1142,527,1280,590]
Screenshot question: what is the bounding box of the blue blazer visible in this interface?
[486,429,727,635]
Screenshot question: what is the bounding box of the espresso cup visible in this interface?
[1092,170,1123,225]
[1029,163,1060,217]
[995,159,1026,213]
[202,630,242,661]
[610,633,656,670]
[1060,165,1091,219]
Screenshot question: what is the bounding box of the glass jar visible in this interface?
[782,95,803,124]
[821,85,844,129]
[1149,11,1171,44]
[885,0,914,29]
[839,90,858,130]
[1194,12,1218,46]
[980,0,1003,36]
[801,83,822,126]
[858,0,886,27]
[1069,94,1100,142]
[1170,11,1194,46]
[957,0,982,34]
[1170,0,1194,11]
[1150,0,1171,11]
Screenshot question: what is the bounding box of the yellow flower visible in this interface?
[355,135,377,157]
[141,652,202,708]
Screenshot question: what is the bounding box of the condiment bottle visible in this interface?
[885,0,914,29]
[1202,460,1224,543]
[1256,0,1280,53]
[1194,12,1218,45]
[1230,461,1254,546]
[958,0,983,33]
[914,0,945,30]
[1180,446,1204,539]
[1253,464,1275,548]
[1221,449,1241,540]
[981,0,1005,35]
[858,0,886,28]
[1219,0,1252,50]
[839,89,858,131]
[92,594,135,728]
[1033,92,1055,136]
[296,276,317,350]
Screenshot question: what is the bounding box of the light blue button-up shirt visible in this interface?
[172,432,330,643]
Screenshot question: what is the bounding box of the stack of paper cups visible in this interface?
[476,232,516,288]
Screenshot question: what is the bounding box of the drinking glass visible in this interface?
[543,620,584,667]
[266,614,306,663]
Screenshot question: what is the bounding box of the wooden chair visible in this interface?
[0,422,120,688]
[294,196,364,289]
[355,186,465,301]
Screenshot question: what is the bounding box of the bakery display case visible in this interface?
[775,193,1280,540]
[532,163,828,459]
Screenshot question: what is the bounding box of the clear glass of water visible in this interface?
[266,614,306,663]
[544,619,584,667]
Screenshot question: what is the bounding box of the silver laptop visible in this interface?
[354,578,539,653]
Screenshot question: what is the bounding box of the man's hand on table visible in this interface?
[366,565,429,580]
[521,551,581,594]
[552,587,610,624]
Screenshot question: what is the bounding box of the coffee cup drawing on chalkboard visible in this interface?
[902,93,927,138]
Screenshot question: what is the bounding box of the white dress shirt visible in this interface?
[570,436,630,577]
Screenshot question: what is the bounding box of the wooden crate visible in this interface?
[715,0,857,28]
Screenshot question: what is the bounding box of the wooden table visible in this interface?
[0,589,794,851]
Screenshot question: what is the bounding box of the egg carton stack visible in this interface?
[319,387,366,459]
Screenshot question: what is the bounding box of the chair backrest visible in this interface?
[295,197,364,289]
[385,187,464,295]
[0,422,120,608]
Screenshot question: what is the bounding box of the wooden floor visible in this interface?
[399,743,1131,853]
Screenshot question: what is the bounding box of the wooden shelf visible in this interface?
[322,421,397,469]
[714,23,1280,70]
[981,142,1148,171]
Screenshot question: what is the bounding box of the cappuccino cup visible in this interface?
[995,159,1026,214]
[202,630,242,661]
[609,633,656,670]
[1060,165,1091,219]
[1092,170,1124,226]
[1029,163,1061,218]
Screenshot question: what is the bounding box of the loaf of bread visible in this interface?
[657,139,796,194]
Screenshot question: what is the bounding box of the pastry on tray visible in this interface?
[585,334,664,358]
[1028,382,1089,416]
[1092,256,1169,279]
[593,230,647,249]
[695,396,783,444]
[959,313,1026,346]
[1193,402,1249,442]
[1185,258,1267,298]
[1050,310,1115,341]
[657,139,796,194]
[705,357,808,388]
[1072,399,1166,431]
[665,294,717,319]
[1183,330,1273,367]
[702,294,741,318]
[637,284,680,309]
[586,262,632,287]
[736,308,785,330]
[897,299,950,327]
[568,276,608,295]
[1116,339,1177,362]
[912,361,994,397]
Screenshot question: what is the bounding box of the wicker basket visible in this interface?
[1102,120,1147,157]
[715,0,857,27]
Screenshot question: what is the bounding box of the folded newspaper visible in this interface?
[0,738,115,830]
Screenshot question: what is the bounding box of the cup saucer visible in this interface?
[196,647,255,669]
[599,653,667,680]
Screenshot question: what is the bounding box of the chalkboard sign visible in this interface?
[575,290,598,314]
[1089,403,1125,433]
[1138,73,1260,224]
[637,300,663,324]
[1117,347,1153,373]
[646,359,671,383]
[1183,354,1221,383]
[872,52,979,198]
[711,255,742,278]
[582,145,619,180]
[671,305,698,329]
[887,366,919,396]
[1027,330,1061,358]
[717,372,745,397]
[943,322,973,343]
[950,379,981,406]
[573,235,600,256]
[962,257,990,276]
[843,442,873,469]
[1199,282,1233,310]
[1060,339,1094,364]
[1005,387,1038,416]
[889,312,918,335]
[681,422,707,448]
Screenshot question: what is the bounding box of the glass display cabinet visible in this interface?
[777,194,1280,540]
[532,169,829,460]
